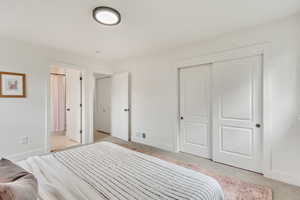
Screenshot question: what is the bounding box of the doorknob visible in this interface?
[256,124,261,128]
[180,116,184,120]
[66,108,70,111]
[124,108,130,112]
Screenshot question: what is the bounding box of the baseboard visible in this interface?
[95,129,111,135]
[6,148,45,162]
[264,170,300,187]
[131,137,174,152]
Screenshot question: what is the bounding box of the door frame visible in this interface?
[92,73,113,142]
[91,72,131,143]
[175,43,272,175]
[178,64,213,159]
[46,64,86,153]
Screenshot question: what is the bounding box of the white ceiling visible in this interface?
[1,0,300,62]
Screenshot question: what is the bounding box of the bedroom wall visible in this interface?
[0,37,111,160]
[112,13,300,186]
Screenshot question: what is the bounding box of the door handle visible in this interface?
[124,108,130,112]
[256,124,261,128]
[66,108,70,111]
[180,116,184,120]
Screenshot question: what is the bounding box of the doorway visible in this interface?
[50,66,83,152]
[93,72,130,142]
[94,74,112,142]
[179,55,263,173]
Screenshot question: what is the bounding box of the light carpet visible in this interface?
[120,144,272,200]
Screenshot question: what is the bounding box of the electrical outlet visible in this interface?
[20,137,29,145]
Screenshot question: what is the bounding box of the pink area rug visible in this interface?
[121,144,272,200]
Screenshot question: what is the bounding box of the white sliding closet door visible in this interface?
[179,64,211,158]
[212,56,262,172]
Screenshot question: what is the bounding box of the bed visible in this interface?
[18,142,224,200]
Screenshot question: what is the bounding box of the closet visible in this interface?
[179,55,262,173]
[179,64,212,159]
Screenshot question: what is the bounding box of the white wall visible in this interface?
[0,37,112,160]
[94,78,112,133]
[113,14,300,186]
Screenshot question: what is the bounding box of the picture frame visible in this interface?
[0,72,26,98]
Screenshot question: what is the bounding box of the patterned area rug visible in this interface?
[120,144,272,200]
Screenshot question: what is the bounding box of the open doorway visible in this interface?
[93,72,130,143]
[50,66,83,151]
[94,73,112,142]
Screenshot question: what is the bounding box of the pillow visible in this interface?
[0,159,38,200]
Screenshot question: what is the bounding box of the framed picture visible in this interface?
[0,72,26,98]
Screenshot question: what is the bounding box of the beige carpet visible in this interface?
[120,143,272,200]
[94,135,300,200]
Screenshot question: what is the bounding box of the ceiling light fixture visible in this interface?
[93,6,121,26]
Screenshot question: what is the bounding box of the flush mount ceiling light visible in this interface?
[93,6,121,26]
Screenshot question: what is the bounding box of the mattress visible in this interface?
[18,142,224,200]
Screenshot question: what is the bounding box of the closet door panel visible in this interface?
[212,56,262,173]
[179,64,211,158]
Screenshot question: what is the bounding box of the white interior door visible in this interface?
[179,64,211,158]
[111,72,129,141]
[212,56,262,172]
[66,69,82,143]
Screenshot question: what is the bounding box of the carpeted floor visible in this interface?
[122,143,271,200]
[94,135,300,200]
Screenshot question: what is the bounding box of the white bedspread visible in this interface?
[18,142,224,200]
